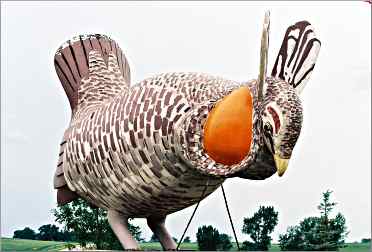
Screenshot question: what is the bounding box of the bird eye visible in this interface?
[264,123,273,135]
[263,123,275,154]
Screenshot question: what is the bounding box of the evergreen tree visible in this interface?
[279,190,348,251]
[317,190,337,249]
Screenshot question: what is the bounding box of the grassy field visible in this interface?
[1,238,370,251]
[0,238,75,251]
[141,242,371,251]
[339,242,371,252]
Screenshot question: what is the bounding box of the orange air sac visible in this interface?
[203,86,253,165]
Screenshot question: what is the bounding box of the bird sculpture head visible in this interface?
[256,12,320,177]
[259,77,303,176]
[203,11,320,179]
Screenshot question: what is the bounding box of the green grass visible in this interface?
[339,242,371,252]
[267,242,371,252]
[269,244,281,251]
[1,238,370,251]
[0,238,76,251]
[139,242,371,251]
[141,242,198,250]
[140,242,244,250]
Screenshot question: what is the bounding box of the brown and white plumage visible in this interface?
[52,13,320,250]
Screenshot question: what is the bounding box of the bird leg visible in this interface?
[147,215,177,250]
[108,210,140,250]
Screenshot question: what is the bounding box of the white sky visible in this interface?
[1,1,371,243]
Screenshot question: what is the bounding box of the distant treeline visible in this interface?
[13,190,368,251]
[13,224,74,242]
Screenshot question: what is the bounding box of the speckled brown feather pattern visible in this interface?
[60,70,265,216]
[53,34,273,215]
[52,28,314,216]
[50,15,322,249]
[64,73,229,216]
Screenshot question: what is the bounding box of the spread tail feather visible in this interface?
[53,34,131,205]
[54,34,131,112]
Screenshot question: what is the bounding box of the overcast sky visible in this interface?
[1,1,370,243]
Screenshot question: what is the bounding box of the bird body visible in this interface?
[53,13,321,250]
[55,60,272,214]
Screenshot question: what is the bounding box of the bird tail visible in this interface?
[54,34,131,113]
[53,34,131,205]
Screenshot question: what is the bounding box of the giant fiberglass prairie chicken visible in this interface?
[53,12,321,250]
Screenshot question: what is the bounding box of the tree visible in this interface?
[300,216,322,250]
[196,225,221,251]
[183,236,191,243]
[279,217,321,251]
[218,233,233,250]
[241,206,279,251]
[328,213,347,248]
[13,227,36,240]
[53,199,100,248]
[318,190,336,220]
[58,230,75,241]
[196,225,233,251]
[361,238,371,243]
[53,198,142,249]
[36,224,60,241]
[278,226,304,251]
[317,190,338,249]
[13,225,73,242]
[279,190,348,251]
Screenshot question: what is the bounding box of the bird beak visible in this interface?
[274,154,289,177]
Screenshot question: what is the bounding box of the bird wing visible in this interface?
[271,21,321,93]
